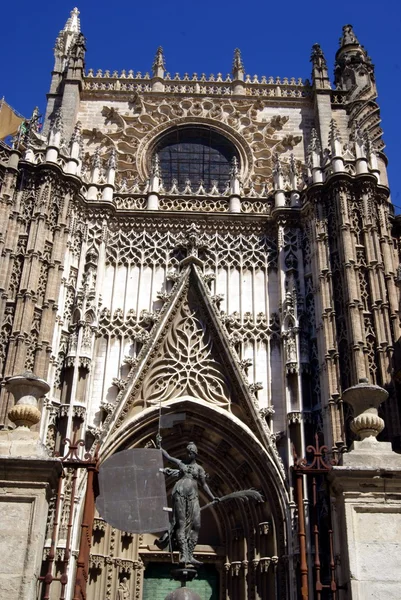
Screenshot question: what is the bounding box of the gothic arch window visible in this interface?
[156,126,238,192]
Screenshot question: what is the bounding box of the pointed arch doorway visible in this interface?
[88,398,290,600]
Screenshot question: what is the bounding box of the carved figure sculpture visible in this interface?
[116,577,130,600]
[156,436,219,566]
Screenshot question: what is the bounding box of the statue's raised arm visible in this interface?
[156,434,182,467]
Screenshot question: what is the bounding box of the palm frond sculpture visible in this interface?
[201,489,263,512]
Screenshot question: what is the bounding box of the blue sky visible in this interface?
[2,0,400,207]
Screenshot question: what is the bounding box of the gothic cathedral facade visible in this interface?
[1,8,400,600]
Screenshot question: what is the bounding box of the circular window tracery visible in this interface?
[156,126,238,193]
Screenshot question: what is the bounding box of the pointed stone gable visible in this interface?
[139,286,231,407]
[101,263,271,446]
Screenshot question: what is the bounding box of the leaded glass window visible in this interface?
[156,126,237,192]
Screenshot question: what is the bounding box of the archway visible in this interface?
[88,398,290,600]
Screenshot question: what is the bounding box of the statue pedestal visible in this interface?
[330,381,401,599]
[0,430,61,600]
[0,373,61,600]
[164,566,202,600]
[330,446,401,599]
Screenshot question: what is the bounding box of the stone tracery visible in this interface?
[81,96,304,193]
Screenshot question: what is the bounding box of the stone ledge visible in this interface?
[0,456,62,487]
[0,428,51,460]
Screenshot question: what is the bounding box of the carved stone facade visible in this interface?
[0,9,400,600]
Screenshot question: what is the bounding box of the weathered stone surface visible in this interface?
[0,435,61,600]
[331,441,401,600]
[0,428,49,458]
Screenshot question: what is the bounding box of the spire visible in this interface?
[29,106,41,134]
[63,7,81,33]
[365,132,381,182]
[67,121,82,170]
[328,119,345,172]
[151,153,161,178]
[104,148,117,195]
[108,148,117,171]
[307,129,323,183]
[310,43,330,89]
[230,156,240,180]
[46,107,64,161]
[229,156,241,212]
[328,119,342,147]
[289,154,301,207]
[339,24,359,47]
[54,8,82,66]
[70,120,82,147]
[152,46,165,77]
[311,44,327,71]
[92,147,101,170]
[49,108,64,139]
[308,128,321,154]
[334,24,375,97]
[289,154,298,187]
[232,49,245,80]
[272,153,286,207]
[351,121,370,175]
[272,153,284,188]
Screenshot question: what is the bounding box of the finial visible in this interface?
[64,7,81,33]
[364,131,374,156]
[108,148,117,170]
[272,152,283,176]
[230,156,240,178]
[31,106,40,120]
[92,147,101,169]
[310,44,327,70]
[307,129,324,183]
[151,153,161,177]
[340,24,359,47]
[350,120,364,143]
[310,43,330,89]
[50,107,64,135]
[232,48,245,78]
[308,128,322,154]
[328,119,342,145]
[289,153,298,176]
[70,120,82,145]
[29,107,41,133]
[152,46,165,76]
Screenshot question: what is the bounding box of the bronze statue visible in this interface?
[156,436,219,566]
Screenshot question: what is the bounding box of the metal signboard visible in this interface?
[96,448,169,533]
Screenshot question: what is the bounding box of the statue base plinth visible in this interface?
[164,566,203,599]
[164,566,202,599]
[171,566,198,584]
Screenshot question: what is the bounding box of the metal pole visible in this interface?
[313,476,322,599]
[296,471,309,600]
[72,464,97,600]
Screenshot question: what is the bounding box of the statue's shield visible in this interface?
[96,448,169,533]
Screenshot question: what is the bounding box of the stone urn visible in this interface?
[342,379,388,440]
[6,371,50,429]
